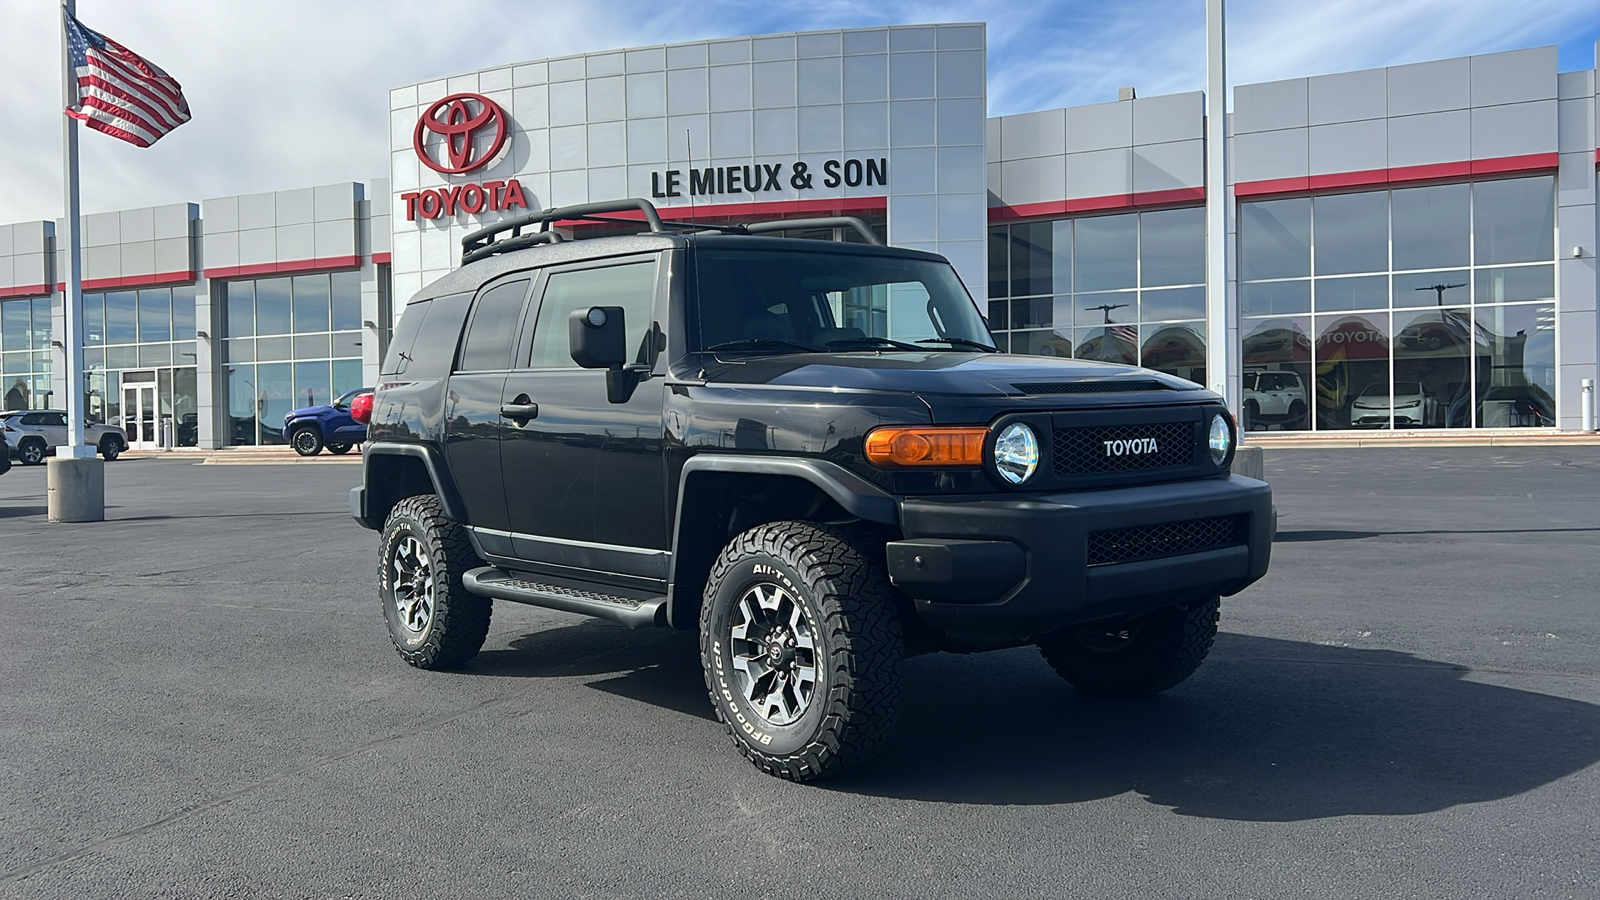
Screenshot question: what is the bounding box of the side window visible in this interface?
[380,299,431,376]
[20,413,45,426]
[525,260,657,369]
[403,293,472,378]
[457,279,529,372]
[48,413,68,427]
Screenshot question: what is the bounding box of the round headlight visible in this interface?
[994,423,1039,485]
[1208,413,1233,467]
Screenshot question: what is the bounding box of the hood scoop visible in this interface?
[1012,380,1172,395]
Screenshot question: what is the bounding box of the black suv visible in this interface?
[352,199,1272,781]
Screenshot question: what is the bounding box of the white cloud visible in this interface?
[0,0,1595,225]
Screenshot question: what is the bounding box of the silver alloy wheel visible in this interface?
[391,535,435,635]
[19,441,44,465]
[729,582,819,726]
[292,430,319,454]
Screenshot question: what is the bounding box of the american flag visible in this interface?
[63,10,190,148]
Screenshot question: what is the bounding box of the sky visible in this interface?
[1,0,1598,225]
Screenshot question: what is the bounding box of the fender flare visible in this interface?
[361,443,469,524]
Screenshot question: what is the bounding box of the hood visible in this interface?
[696,350,1205,399]
[285,404,335,419]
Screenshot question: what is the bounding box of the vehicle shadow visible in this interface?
[471,624,1600,819]
[1275,527,1600,543]
[0,505,47,519]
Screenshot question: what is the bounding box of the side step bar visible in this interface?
[462,567,666,629]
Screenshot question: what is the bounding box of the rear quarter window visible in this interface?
[381,293,472,378]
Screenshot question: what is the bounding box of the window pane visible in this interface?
[256,336,292,361]
[106,345,138,369]
[1314,275,1387,312]
[1010,329,1071,357]
[225,338,254,363]
[1241,280,1310,316]
[1008,296,1051,329]
[224,281,255,337]
[255,362,293,444]
[293,360,331,408]
[84,293,105,345]
[173,367,198,446]
[1050,220,1072,294]
[332,332,361,357]
[1140,322,1205,381]
[1394,307,1473,429]
[1,300,29,352]
[1008,221,1055,297]
[291,275,331,334]
[459,280,529,371]
[332,359,364,397]
[986,299,1008,330]
[174,341,197,365]
[1241,315,1312,431]
[1393,270,1469,308]
[987,228,1008,299]
[1475,265,1553,305]
[1139,207,1204,286]
[1474,176,1554,265]
[331,271,363,331]
[293,334,331,359]
[1075,291,1135,325]
[226,364,257,445]
[1315,312,1389,430]
[138,344,173,367]
[84,347,105,371]
[1392,183,1468,270]
[1313,191,1388,275]
[1475,303,1555,427]
[1140,286,1205,322]
[172,292,196,341]
[528,261,657,368]
[2,351,27,376]
[138,288,172,342]
[105,291,138,344]
[1050,295,1073,331]
[1240,198,1310,280]
[1074,326,1138,365]
[30,297,51,349]
[256,277,292,335]
[1073,214,1137,291]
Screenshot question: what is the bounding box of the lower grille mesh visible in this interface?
[1087,515,1248,566]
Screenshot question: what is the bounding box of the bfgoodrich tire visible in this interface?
[700,521,903,782]
[379,494,492,669]
[1037,597,1221,698]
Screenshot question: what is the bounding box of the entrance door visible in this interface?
[121,376,158,448]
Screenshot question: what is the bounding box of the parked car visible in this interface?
[1349,381,1438,428]
[1242,369,1308,429]
[352,198,1273,782]
[282,387,373,456]
[1,410,128,463]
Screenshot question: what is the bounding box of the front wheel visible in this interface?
[1037,597,1220,698]
[700,521,903,782]
[379,495,492,669]
[18,439,46,466]
[326,442,353,455]
[290,428,323,456]
[99,438,122,461]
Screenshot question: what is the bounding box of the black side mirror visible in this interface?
[569,306,648,403]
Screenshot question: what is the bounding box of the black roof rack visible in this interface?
[459,197,884,265]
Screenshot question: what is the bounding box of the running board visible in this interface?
[462,567,667,629]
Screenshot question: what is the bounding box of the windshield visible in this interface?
[691,249,994,353]
[333,388,367,408]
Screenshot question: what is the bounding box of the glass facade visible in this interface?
[1239,175,1556,430]
[80,286,199,445]
[1,296,52,412]
[987,206,1207,383]
[221,271,365,445]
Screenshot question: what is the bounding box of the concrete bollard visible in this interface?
[47,456,106,523]
[1231,444,1265,481]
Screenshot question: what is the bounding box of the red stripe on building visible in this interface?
[561,196,888,228]
[987,187,1205,222]
[54,270,195,293]
[1238,153,1558,198]
[0,283,52,299]
[371,252,391,264]
[203,255,362,281]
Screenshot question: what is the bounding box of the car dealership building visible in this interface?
[0,23,1595,446]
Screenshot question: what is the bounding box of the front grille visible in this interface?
[1053,420,1195,475]
[1014,380,1170,395]
[1087,515,1249,566]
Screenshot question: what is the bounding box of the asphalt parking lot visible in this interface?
[1,448,1596,899]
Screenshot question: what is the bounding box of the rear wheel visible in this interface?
[379,495,492,669]
[326,442,353,455]
[1038,597,1220,698]
[700,521,903,782]
[290,427,323,457]
[18,439,46,466]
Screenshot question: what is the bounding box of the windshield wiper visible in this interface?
[915,337,1000,352]
[826,336,924,352]
[706,338,822,354]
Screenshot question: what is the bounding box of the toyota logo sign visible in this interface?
[413,92,508,174]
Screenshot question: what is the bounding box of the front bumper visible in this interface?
[886,474,1273,641]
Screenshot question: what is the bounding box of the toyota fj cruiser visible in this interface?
[351,199,1273,781]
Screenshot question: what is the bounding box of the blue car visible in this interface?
[282,387,373,456]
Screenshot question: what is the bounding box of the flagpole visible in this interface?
[53,0,105,523]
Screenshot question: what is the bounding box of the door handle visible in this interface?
[500,402,539,421]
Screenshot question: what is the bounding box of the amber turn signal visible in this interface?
[864,426,988,467]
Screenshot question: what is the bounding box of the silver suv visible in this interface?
[0,410,128,464]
